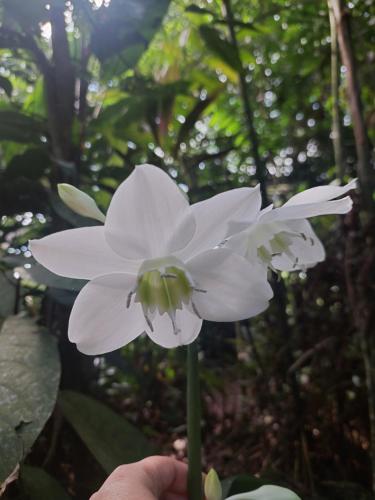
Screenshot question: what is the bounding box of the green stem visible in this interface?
[187,339,203,500]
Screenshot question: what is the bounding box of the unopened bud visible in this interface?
[58,184,106,223]
[205,469,222,500]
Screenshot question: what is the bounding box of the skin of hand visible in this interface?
[90,456,189,500]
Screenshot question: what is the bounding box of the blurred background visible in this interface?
[0,0,374,498]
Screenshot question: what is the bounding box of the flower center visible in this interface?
[257,229,314,269]
[127,256,204,334]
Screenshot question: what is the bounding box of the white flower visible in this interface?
[30,165,273,354]
[226,485,301,500]
[226,180,357,272]
[203,470,300,500]
[57,183,106,223]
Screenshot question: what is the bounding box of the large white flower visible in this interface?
[226,180,357,272]
[30,165,273,354]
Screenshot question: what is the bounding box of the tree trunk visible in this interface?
[330,0,374,210]
[44,3,77,184]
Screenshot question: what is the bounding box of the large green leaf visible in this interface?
[222,474,264,498]
[4,148,50,181]
[0,177,47,216]
[89,0,170,70]
[20,466,71,500]
[199,25,241,73]
[0,271,16,318]
[0,316,61,483]
[0,110,46,143]
[2,0,49,29]
[59,391,156,473]
[0,76,12,98]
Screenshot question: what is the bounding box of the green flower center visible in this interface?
[135,265,192,314]
[127,256,204,334]
[257,230,314,269]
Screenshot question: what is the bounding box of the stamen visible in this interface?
[191,301,202,319]
[161,273,177,279]
[126,290,135,308]
[193,287,207,293]
[145,314,154,332]
[168,311,181,335]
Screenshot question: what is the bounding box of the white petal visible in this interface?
[226,485,301,500]
[284,179,357,206]
[68,273,144,355]
[224,230,250,258]
[187,248,273,322]
[146,308,202,348]
[261,197,353,223]
[271,220,325,271]
[177,186,261,260]
[30,227,139,280]
[105,164,195,260]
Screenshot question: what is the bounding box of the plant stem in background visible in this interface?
[222,0,268,204]
[328,0,345,181]
[187,339,203,500]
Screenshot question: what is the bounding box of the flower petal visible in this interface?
[271,220,325,271]
[284,179,357,206]
[68,273,144,355]
[226,485,301,500]
[186,248,273,322]
[178,185,261,260]
[105,164,195,260]
[261,197,353,223]
[146,309,202,348]
[30,227,139,279]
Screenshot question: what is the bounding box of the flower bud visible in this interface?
[58,184,106,223]
[205,469,222,500]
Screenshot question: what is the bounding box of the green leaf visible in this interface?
[199,25,241,73]
[0,271,16,318]
[2,0,49,29]
[222,474,264,498]
[0,177,47,216]
[4,148,50,181]
[0,316,61,483]
[90,0,170,69]
[0,110,45,143]
[186,5,214,16]
[0,76,12,98]
[20,466,71,500]
[59,391,157,473]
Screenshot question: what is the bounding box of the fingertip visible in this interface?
[141,456,188,495]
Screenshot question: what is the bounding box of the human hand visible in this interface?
[90,456,189,500]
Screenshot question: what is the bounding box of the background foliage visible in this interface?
[0,0,374,498]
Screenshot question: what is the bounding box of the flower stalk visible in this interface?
[187,339,203,500]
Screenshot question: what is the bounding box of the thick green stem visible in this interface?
[187,339,203,500]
